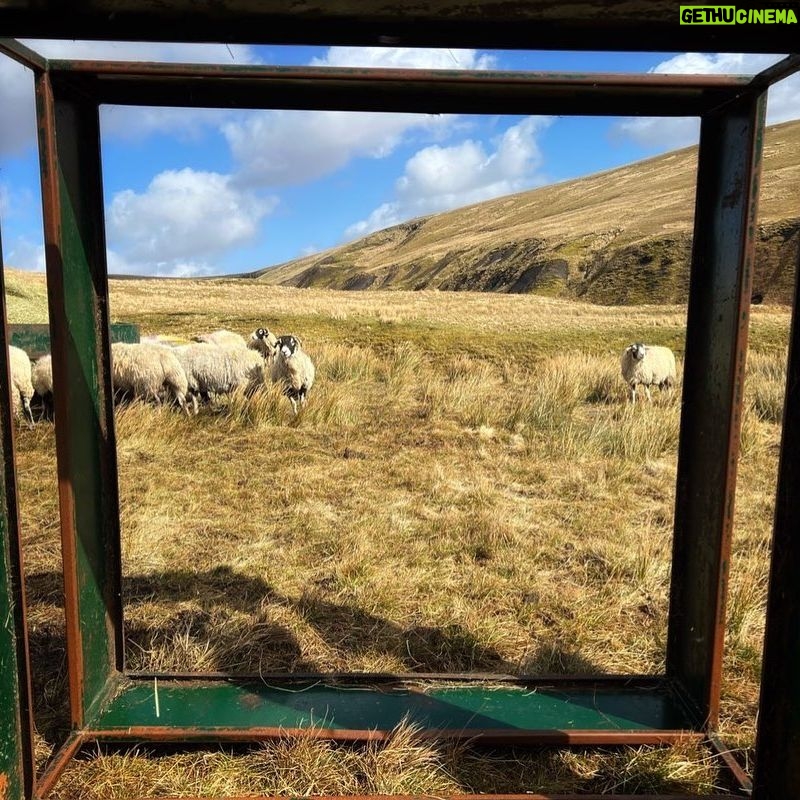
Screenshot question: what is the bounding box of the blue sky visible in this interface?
[1,44,797,277]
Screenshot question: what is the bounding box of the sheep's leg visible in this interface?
[644,385,652,403]
[176,393,191,416]
[289,395,298,415]
[22,397,34,427]
[629,383,637,404]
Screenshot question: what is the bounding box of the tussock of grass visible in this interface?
[50,734,723,799]
[746,348,788,424]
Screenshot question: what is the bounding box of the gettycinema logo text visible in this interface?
[680,5,798,23]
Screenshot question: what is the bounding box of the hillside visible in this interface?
[255,120,800,304]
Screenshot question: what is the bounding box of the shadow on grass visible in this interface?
[24,565,612,746]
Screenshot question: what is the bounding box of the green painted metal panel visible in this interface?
[0,463,27,797]
[9,323,139,359]
[0,529,25,799]
[53,98,123,719]
[96,680,693,735]
[35,73,124,728]
[0,224,34,798]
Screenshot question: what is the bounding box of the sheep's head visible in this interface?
[276,335,300,359]
[628,343,646,361]
[248,327,278,357]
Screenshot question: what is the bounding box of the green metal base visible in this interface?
[87,676,699,744]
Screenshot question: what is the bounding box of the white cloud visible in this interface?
[26,39,257,64]
[5,237,45,271]
[107,168,276,271]
[223,46,495,189]
[346,116,551,239]
[224,109,456,188]
[0,40,261,154]
[107,249,216,278]
[310,47,495,71]
[613,53,800,150]
[0,56,37,155]
[0,182,10,217]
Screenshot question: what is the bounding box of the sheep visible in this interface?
[247,327,279,362]
[111,342,190,414]
[191,329,247,349]
[173,343,265,409]
[31,354,53,421]
[620,342,676,403]
[7,345,34,425]
[270,335,315,414]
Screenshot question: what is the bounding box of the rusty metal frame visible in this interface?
[1,0,799,53]
[0,33,798,800]
[0,193,36,800]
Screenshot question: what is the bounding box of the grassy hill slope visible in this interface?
[255,120,800,304]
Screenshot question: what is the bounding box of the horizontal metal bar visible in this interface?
[0,37,47,71]
[120,795,741,800]
[46,64,745,117]
[0,0,797,53]
[749,54,800,91]
[86,727,705,746]
[47,61,755,86]
[123,670,673,686]
[89,677,700,745]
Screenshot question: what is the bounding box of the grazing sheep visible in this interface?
[111,342,190,414]
[620,343,676,403]
[31,353,53,421]
[247,327,279,362]
[174,343,265,409]
[271,335,315,414]
[7,345,34,425]
[191,329,247,349]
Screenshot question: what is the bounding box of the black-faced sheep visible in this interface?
[620,343,676,403]
[271,335,315,414]
[247,327,279,362]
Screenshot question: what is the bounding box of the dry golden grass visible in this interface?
[7,277,789,797]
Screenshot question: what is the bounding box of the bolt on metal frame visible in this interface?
[0,37,798,800]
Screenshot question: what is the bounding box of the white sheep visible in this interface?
[191,329,247,349]
[7,345,34,425]
[620,343,677,403]
[247,327,279,362]
[111,342,190,414]
[173,343,265,409]
[31,353,53,421]
[271,335,315,414]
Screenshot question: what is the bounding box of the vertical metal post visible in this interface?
[751,251,800,798]
[34,70,123,728]
[667,90,767,728]
[0,216,36,798]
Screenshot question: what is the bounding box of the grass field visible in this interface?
[7,275,790,797]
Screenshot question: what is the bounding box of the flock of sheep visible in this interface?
[4,333,675,426]
[6,326,316,424]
